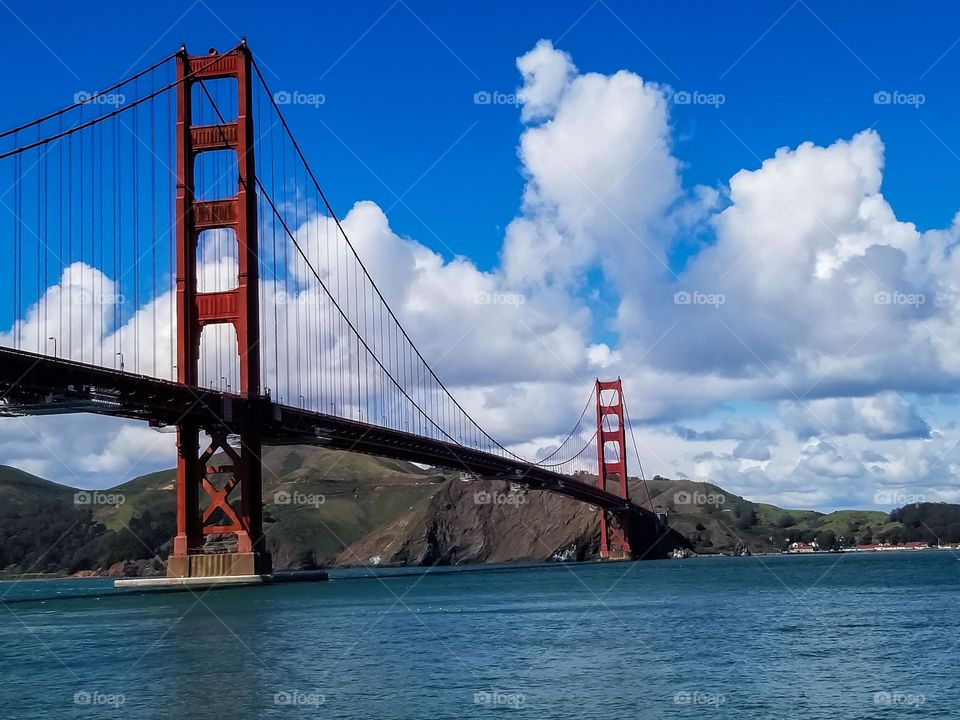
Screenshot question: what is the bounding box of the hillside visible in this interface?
[93,445,447,569]
[639,477,905,553]
[0,465,76,506]
[0,466,116,576]
[0,448,955,577]
[337,478,606,566]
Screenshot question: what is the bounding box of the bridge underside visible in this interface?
[0,349,664,553]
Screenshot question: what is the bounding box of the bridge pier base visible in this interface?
[167,423,272,579]
[600,511,633,561]
[167,552,269,578]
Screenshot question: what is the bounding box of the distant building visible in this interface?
[850,541,930,552]
[788,542,816,553]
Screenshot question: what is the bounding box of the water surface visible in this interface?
[1,552,957,718]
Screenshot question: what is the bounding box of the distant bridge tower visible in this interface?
[169,43,271,578]
[596,378,631,560]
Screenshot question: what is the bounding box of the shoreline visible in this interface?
[3,546,958,584]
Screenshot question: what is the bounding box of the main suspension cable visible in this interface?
[622,394,654,511]
[0,51,178,142]
[248,56,529,460]
[0,47,240,162]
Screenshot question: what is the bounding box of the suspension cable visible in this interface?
[0,51,178,141]
[248,56,529,460]
[199,50,606,471]
[534,385,596,465]
[0,47,240,162]
[536,428,599,469]
[622,394,654,511]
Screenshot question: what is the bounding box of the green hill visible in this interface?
[630,476,913,554]
[0,465,111,576]
[0,465,76,506]
[0,452,957,575]
[93,445,447,569]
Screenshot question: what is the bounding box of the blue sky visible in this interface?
[2,1,960,269]
[5,2,960,511]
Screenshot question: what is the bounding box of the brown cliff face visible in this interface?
[335,479,604,567]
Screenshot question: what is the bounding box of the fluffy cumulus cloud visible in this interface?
[5,39,960,509]
[783,394,931,441]
[504,40,681,293]
[515,39,576,122]
[635,130,946,387]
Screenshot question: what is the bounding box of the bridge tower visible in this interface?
[168,43,271,578]
[596,378,632,560]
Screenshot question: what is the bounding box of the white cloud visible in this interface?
[783,393,931,441]
[504,42,680,294]
[515,39,576,123]
[0,415,177,489]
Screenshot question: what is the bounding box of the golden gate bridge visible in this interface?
[0,42,669,583]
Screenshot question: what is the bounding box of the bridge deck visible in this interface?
[0,348,653,517]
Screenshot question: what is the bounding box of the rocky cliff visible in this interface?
[335,479,604,566]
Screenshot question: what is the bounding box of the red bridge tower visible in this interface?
[168,43,271,578]
[596,378,632,560]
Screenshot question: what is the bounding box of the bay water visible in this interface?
[0,551,956,718]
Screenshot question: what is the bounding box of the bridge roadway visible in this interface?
[0,347,655,520]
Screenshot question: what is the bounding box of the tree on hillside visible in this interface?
[0,504,108,575]
[733,505,759,530]
[814,531,837,551]
[890,503,960,543]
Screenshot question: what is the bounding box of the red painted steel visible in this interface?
[171,43,268,572]
[596,378,631,559]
